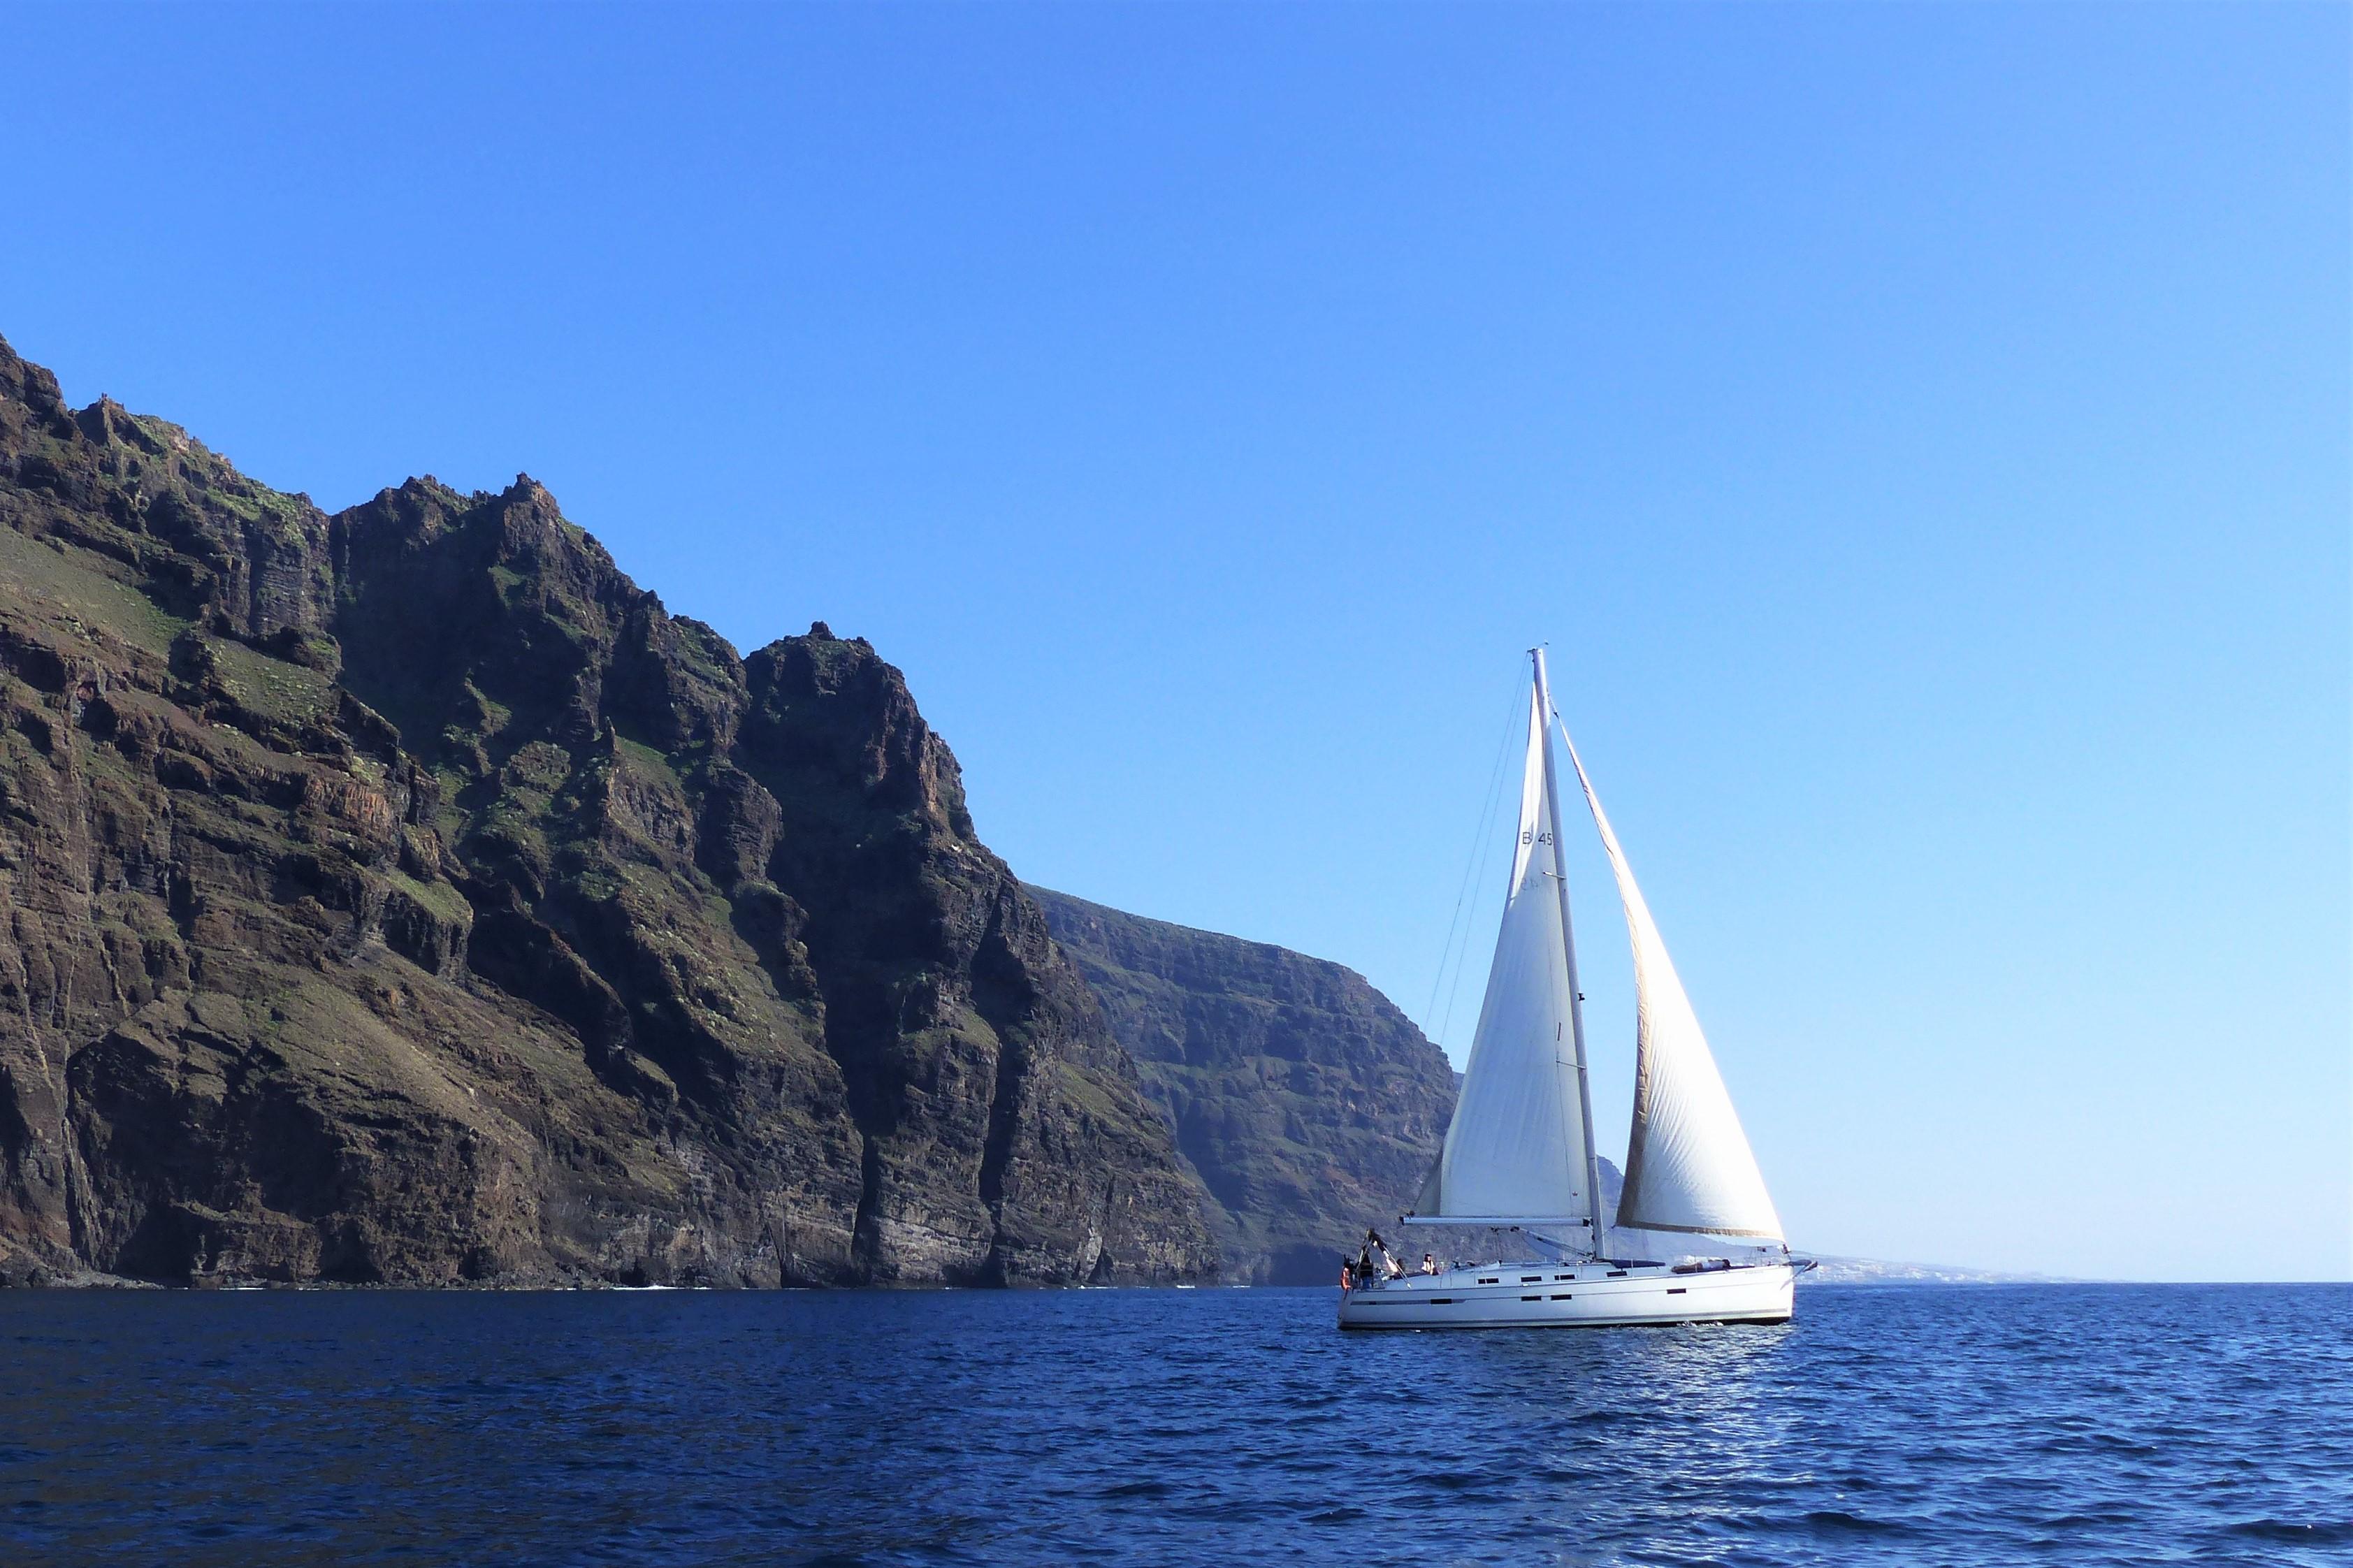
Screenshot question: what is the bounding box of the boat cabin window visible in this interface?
[1554,1274,1572,1280]
[1521,1295,1541,1302]
[1550,1293,1571,1300]
[1520,1275,1542,1283]
[1477,1277,1499,1284]
[1607,1270,1627,1277]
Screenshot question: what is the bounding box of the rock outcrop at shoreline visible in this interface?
[0,332,1215,1288]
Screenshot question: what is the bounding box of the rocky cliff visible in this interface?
[0,333,1215,1287]
[1029,888,1459,1284]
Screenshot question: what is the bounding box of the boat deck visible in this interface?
[1336,1258,1795,1330]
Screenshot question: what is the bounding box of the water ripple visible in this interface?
[0,1284,2346,1566]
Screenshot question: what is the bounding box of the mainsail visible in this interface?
[1414,685,1595,1228]
[1560,727,1784,1241]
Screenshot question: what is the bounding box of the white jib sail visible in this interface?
[1560,726,1783,1241]
[1415,688,1592,1224]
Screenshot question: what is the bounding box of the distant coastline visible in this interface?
[1802,1256,2083,1286]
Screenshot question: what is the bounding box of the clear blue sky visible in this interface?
[6,3,2344,1282]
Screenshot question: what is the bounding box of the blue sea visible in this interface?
[3,1284,2347,1566]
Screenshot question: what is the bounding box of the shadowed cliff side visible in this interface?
[1029,888,1458,1284]
[0,331,1214,1287]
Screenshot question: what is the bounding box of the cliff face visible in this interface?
[0,333,1214,1287]
[1029,888,1458,1284]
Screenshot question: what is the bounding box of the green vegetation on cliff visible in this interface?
[0,333,1214,1288]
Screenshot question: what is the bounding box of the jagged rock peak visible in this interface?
[0,331,1215,1290]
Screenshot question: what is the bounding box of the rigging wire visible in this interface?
[1436,711,1515,1052]
[1419,667,1527,1052]
[1418,669,1521,1036]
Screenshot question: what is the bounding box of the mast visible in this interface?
[1530,647,1609,1261]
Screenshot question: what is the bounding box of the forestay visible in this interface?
[1560,727,1783,1240]
[1414,688,1593,1226]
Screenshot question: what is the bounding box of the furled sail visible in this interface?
[1414,688,1593,1224]
[1560,727,1783,1240]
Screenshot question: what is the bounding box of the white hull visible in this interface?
[1335,1258,1796,1330]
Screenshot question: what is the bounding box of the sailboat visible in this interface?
[1338,649,1807,1330]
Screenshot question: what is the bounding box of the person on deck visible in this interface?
[1420,1254,1440,1276]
